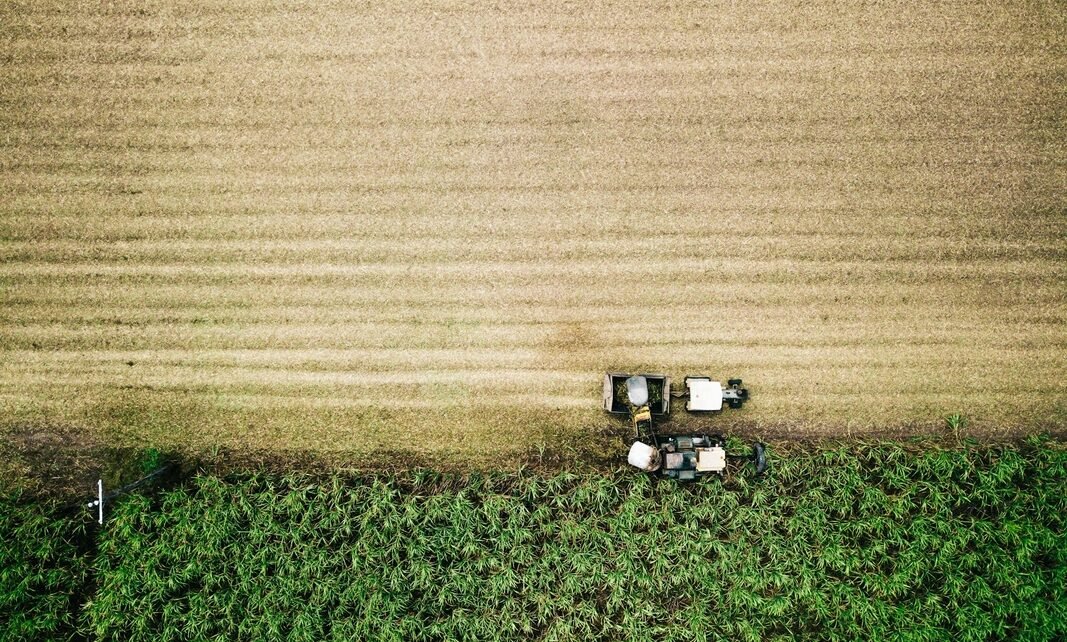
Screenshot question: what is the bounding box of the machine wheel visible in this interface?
[753,442,767,475]
[728,378,742,387]
[728,399,743,409]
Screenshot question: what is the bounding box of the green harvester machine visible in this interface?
[603,372,766,481]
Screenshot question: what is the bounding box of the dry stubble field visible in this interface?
[1,1,1064,464]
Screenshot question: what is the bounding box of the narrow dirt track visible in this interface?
[1,1,1064,460]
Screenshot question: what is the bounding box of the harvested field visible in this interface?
[1,1,1065,461]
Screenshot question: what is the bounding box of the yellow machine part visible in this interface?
[631,405,652,431]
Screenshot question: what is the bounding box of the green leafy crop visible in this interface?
[0,493,90,641]
[3,441,1066,641]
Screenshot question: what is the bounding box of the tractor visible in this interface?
[603,372,766,480]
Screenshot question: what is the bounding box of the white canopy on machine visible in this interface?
[627,441,660,471]
[625,375,648,407]
[686,378,723,411]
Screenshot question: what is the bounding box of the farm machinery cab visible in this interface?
[604,373,766,480]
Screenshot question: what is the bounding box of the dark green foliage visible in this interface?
[138,448,165,475]
[4,441,1066,641]
[85,441,1067,641]
[0,493,90,641]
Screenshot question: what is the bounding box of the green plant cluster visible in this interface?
[0,492,90,640]
[85,442,1066,642]
[2,441,1066,641]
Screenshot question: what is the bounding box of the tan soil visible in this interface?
[1,0,1064,462]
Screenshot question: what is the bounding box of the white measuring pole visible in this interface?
[86,479,104,524]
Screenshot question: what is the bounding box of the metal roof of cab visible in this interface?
[686,377,723,411]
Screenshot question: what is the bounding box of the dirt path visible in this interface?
[1,1,1064,460]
